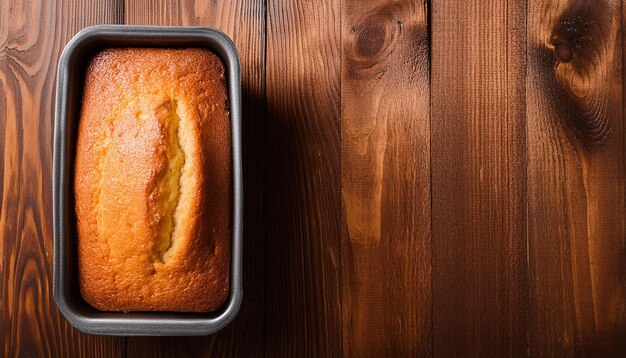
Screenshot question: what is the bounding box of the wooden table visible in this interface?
[2,0,626,356]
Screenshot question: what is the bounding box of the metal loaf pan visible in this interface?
[53,25,243,336]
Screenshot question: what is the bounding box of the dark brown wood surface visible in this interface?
[1,0,626,356]
[1,1,126,356]
[265,0,343,355]
[527,0,626,355]
[430,0,529,356]
[341,1,431,356]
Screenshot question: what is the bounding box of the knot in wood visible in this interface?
[550,12,599,67]
[356,22,387,58]
[553,41,573,63]
[346,9,401,79]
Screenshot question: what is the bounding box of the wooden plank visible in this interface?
[340,0,431,356]
[264,0,342,355]
[430,0,528,356]
[0,0,125,356]
[123,0,266,356]
[527,0,626,355]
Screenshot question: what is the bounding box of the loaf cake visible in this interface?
[74,48,231,312]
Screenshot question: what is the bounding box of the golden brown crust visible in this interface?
[75,48,231,312]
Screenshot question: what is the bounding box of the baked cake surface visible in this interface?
[74,48,231,312]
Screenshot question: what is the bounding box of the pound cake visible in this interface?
[74,48,231,312]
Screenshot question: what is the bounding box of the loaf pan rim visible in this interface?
[53,25,243,336]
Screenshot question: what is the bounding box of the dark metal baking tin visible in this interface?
[53,25,243,336]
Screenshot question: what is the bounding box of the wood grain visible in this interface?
[4,0,626,355]
[340,0,431,356]
[124,0,266,356]
[430,0,528,356]
[264,0,342,355]
[0,0,125,356]
[527,0,626,355]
